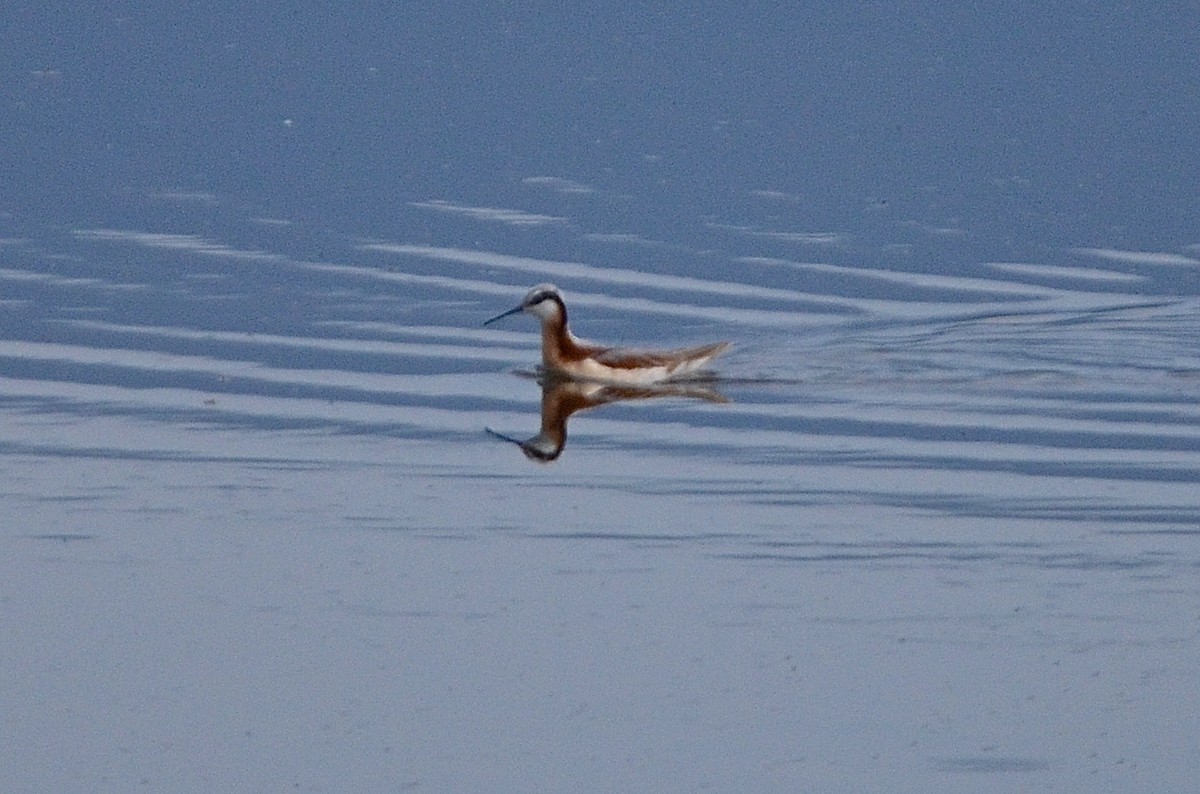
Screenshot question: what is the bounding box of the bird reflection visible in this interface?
[486,375,728,462]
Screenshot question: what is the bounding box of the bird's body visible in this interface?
[484,284,730,385]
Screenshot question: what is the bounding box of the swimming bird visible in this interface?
[483,284,730,384]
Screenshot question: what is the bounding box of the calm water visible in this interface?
[4,7,1199,792]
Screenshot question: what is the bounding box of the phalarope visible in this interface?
[483,284,730,384]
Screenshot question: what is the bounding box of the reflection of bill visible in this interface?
[486,377,728,463]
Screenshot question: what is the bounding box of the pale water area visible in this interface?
[3,6,1200,792]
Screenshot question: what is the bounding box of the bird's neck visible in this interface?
[540,314,588,367]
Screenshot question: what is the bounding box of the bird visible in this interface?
[483,283,730,385]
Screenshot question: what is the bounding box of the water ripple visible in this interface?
[0,203,1195,542]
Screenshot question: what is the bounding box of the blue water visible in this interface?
[3,7,1199,792]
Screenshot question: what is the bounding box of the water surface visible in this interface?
[3,6,1199,792]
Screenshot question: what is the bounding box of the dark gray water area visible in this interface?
[3,7,1199,792]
